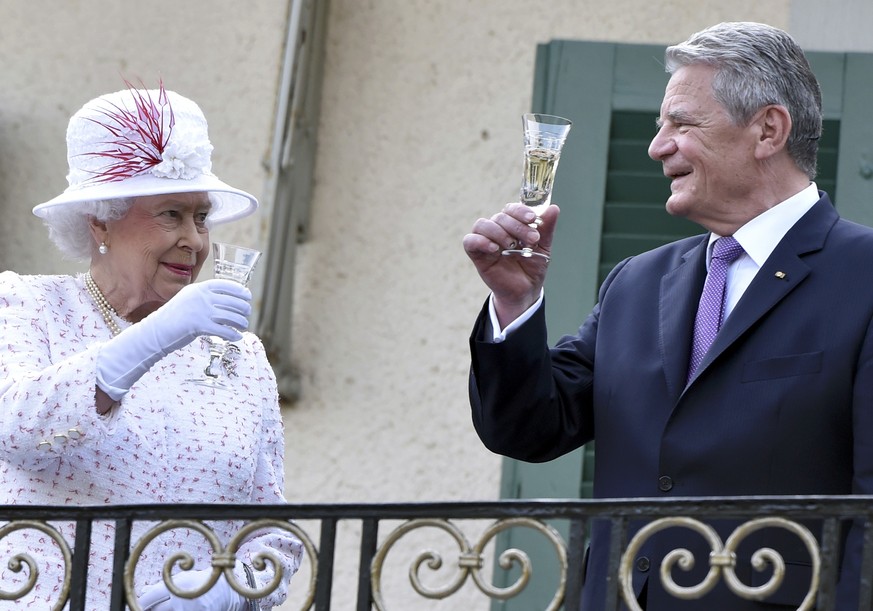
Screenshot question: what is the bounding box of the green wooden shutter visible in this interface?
[492,41,859,611]
[601,110,840,281]
[600,111,699,281]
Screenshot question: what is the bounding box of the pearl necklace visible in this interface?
[84,272,123,337]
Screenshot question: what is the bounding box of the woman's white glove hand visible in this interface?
[96,279,252,400]
[137,569,249,611]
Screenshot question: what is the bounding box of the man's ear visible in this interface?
[754,104,792,160]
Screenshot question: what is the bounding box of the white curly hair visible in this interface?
[39,198,135,261]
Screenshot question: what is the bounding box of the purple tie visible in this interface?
[688,236,744,381]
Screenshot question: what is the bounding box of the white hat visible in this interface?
[33,83,258,224]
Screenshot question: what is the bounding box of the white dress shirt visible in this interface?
[711,182,819,320]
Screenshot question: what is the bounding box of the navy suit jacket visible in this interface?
[469,194,873,609]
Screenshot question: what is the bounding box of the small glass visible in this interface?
[188,242,262,389]
[502,113,572,260]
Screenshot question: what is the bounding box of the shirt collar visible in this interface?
[707,182,821,266]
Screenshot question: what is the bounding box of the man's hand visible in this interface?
[463,203,560,327]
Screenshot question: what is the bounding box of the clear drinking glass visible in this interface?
[502,113,572,260]
[188,242,262,389]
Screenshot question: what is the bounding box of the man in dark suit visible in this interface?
[463,21,873,610]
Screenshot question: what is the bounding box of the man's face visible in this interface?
[648,63,762,232]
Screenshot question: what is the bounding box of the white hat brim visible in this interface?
[32,173,258,225]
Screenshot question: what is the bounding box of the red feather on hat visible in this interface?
[80,79,175,184]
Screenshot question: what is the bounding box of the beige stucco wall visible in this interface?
[0,0,287,275]
[9,0,873,608]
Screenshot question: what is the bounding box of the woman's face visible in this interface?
[98,192,211,317]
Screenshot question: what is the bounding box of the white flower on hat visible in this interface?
[153,134,214,180]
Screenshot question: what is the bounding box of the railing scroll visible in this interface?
[370,516,567,610]
[0,520,72,611]
[619,516,821,611]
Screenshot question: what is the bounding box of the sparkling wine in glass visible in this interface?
[502,113,572,260]
[189,242,262,389]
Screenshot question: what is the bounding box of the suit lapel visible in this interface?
[660,238,708,400]
[686,197,837,385]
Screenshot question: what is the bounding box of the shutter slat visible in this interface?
[598,112,841,282]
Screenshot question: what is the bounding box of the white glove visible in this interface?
[137,568,249,611]
[96,279,252,400]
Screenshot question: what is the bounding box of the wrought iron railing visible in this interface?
[2,496,872,610]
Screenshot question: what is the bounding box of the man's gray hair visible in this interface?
[665,21,822,179]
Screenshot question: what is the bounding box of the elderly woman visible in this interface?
[0,83,302,609]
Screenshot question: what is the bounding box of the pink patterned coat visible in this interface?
[0,271,302,609]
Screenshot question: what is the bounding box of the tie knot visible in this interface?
[712,236,744,263]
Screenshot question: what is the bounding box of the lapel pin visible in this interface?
[775,271,787,280]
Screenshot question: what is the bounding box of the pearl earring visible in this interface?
[98,242,108,255]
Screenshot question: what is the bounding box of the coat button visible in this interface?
[636,556,651,572]
[658,476,673,492]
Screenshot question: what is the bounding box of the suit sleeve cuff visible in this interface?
[488,289,545,343]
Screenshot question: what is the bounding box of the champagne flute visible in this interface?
[188,242,262,389]
[502,113,572,260]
